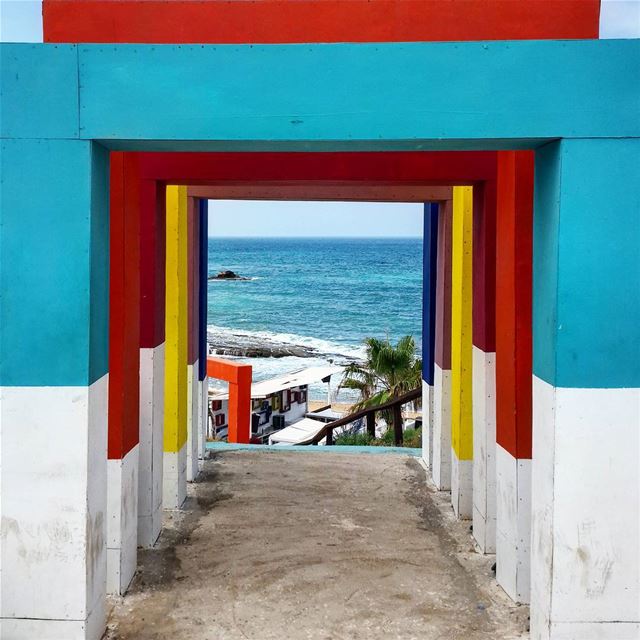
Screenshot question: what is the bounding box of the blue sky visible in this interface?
[208,200,425,238]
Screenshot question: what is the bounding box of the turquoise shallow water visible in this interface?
[207,237,422,398]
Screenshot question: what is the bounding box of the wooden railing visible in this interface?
[308,386,422,447]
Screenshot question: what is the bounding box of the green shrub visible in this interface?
[334,427,421,448]
[334,432,375,446]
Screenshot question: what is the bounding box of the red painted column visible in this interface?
[471,177,498,552]
[432,198,453,490]
[495,150,534,603]
[107,151,141,594]
[138,173,166,547]
[207,358,251,444]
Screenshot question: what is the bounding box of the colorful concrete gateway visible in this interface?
[1,2,639,639]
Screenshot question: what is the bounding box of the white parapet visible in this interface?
[107,445,139,595]
[472,346,497,553]
[496,444,531,603]
[0,376,108,640]
[432,363,452,490]
[421,379,434,470]
[186,362,200,482]
[163,443,187,510]
[138,343,165,547]
[531,376,640,640]
[451,448,473,519]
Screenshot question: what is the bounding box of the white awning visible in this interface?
[208,365,343,401]
[250,366,343,399]
[268,418,328,445]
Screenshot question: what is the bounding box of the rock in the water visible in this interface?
[209,270,249,281]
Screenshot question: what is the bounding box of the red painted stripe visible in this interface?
[472,178,497,353]
[496,151,534,459]
[43,0,600,44]
[109,152,141,459]
[434,199,452,370]
[139,178,165,348]
[139,151,496,184]
[187,184,453,202]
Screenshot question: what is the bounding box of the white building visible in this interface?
[209,366,342,443]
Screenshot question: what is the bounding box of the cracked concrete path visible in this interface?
[105,450,528,640]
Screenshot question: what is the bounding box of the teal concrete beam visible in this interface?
[1,40,638,147]
[0,45,79,139]
[0,140,109,386]
[533,138,640,388]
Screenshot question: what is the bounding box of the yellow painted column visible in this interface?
[451,186,474,518]
[163,185,188,508]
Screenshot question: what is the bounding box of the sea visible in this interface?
[207,237,423,401]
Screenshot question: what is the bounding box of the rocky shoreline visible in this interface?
[207,329,360,361]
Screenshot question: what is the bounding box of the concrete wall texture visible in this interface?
[1,2,639,639]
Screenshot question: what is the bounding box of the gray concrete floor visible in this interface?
[105,451,529,640]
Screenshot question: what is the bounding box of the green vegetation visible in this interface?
[338,335,422,442]
[334,428,421,449]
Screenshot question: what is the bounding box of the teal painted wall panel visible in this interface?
[89,142,110,386]
[0,140,109,386]
[0,45,79,140]
[73,40,638,144]
[533,138,640,388]
[532,141,561,387]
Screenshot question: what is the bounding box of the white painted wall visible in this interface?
[186,362,200,481]
[163,443,187,510]
[531,377,640,640]
[472,346,496,553]
[451,450,473,519]
[432,364,452,490]
[107,445,139,595]
[138,343,164,547]
[421,379,434,469]
[0,375,108,639]
[496,444,531,604]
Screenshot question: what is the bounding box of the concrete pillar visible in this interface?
[531,139,640,640]
[163,185,188,509]
[138,177,166,547]
[422,202,439,468]
[450,186,473,519]
[186,196,200,481]
[207,358,252,443]
[495,150,534,603]
[471,179,497,552]
[107,152,140,594]
[432,198,453,490]
[198,199,209,464]
[1,140,109,639]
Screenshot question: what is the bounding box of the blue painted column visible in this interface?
[531,138,640,640]
[421,202,439,468]
[198,198,209,460]
[1,139,110,638]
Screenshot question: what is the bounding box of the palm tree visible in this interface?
[339,335,422,441]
